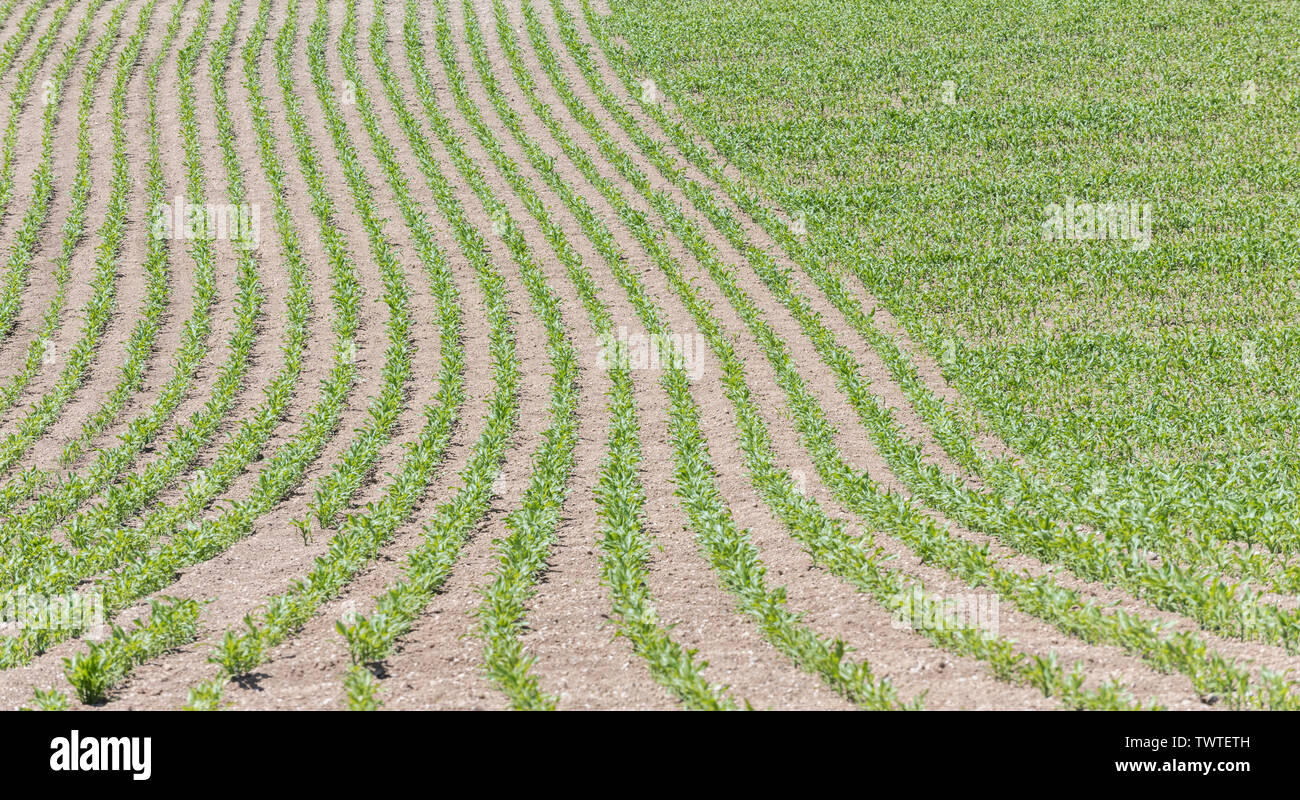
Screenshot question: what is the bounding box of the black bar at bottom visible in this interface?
[0,710,1282,788]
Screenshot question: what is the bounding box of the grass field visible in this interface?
[0,0,1296,711]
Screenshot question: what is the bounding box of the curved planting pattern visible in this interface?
[0,0,1291,714]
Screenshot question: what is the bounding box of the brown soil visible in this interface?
[0,0,1285,712]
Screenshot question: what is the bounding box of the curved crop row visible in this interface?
[332,0,575,710]
[0,0,268,574]
[0,0,128,416]
[393,0,730,708]
[184,0,477,708]
[463,0,914,709]
[489,0,1172,710]
[576,2,1300,587]
[0,0,79,340]
[0,0,176,499]
[554,0,1300,707]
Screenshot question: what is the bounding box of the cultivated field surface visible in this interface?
[0,0,1296,710]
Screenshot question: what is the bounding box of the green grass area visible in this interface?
[602,0,1300,473]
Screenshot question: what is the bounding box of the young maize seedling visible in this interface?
[343,666,383,711]
[21,686,70,711]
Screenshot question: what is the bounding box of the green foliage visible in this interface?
[343,666,383,711]
[401,0,733,708]
[22,686,70,711]
[183,678,226,711]
[0,0,1292,714]
[62,597,201,705]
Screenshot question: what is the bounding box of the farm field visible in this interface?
[0,0,1295,712]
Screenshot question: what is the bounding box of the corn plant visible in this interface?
[0,0,118,418]
[401,0,735,708]
[61,597,201,705]
[343,665,383,711]
[21,686,70,711]
[537,0,1300,707]
[184,0,473,702]
[452,0,921,709]
[0,0,155,492]
[340,0,574,711]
